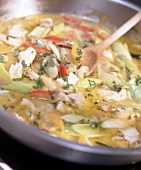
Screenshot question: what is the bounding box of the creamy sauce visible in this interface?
[0,14,141,148]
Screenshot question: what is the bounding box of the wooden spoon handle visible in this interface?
[98,11,141,50]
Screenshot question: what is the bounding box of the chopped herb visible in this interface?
[113,81,124,92]
[126,67,133,80]
[52,102,58,108]
[3,104,8,110]
[88,39,95,44]
[63,84,73,90]
[44,62,48,67]
[32,121,38,127]
[76,56,82,62]
[112,109,120,114]
[21,60,28,68]
[37,112,41,119]
[121,108,126,110]
[37,66,45,75]
[10,105,15,109]
[14,49,21,58]
[77,47,83,55]
[135,75,141,86]
[62,76,68,82]
[50,54,56,67]
[133,108,140,112]
[0,55,6,63]
[76,47,83,63]
[85,89,91,92]
[66,62,71,65]
[50,94,54,100]
[92,122,103,130]
[119,66,124,70]
[134,115,138,118]
[88,79,103,88]
[62,76,72,89]
[88,93,93,97]
[34,77,44,89]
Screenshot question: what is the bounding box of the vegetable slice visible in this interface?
[102,73,127,89]
[3,81,36,93]
[71,124,105,137]
[49,23,64,36]
[112,42,132,60]
[30,89,51,99]
[0,64,12,86]
[129,85,141,103]
[59,64,69,77]
[77,78,103,88]
[30,26,51,38]
[61,114,90,123]
[44,35,66,43]
[22,41,51,54]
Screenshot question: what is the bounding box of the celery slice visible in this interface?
[111,42,132,60]
[102,73,127,89]
[3,81,36,93]
[71,124,105,137]
[77,78,103,88]
[0,64,12,86]
[50,22,64,36]
[129,85,141,103]
[61,114,90,123]
[118,55,136,70]
[30,26,51,38]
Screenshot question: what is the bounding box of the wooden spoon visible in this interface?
[81,11,141,76]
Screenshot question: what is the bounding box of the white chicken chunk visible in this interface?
[9,62,23,79]
[120,127,140,144]
[7,37,23,47]
[6,24,27,47]
[18,47,36,66]
[57,72,79,87]
[98,88,130,101]
[8,24,27,38]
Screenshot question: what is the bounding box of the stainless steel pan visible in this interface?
[0,0,141,166]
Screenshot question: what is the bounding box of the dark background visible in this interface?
[131,0,141,6]
[1,0,141,170]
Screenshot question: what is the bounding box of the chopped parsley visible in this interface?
[37,66,45,75]
[52,102,59,108]
[0,55,6,63]
[88,93,93,97]
[88,79,103,88]
[126,67,133,80]
[135,75,141,86]
[34,77,44,89]
[37,112,41,119]
[112,109,120,114]
[14,49,21,58]
[3,104,8,110]
[76,47,83,63]
[133,108,140,112]
[112,81,124,92]
[92,122,103,130]
[134,115,138,118]
[62,76,72,89]
[21,60,28,68]
[32,121,38,127]
[50,54,56,67]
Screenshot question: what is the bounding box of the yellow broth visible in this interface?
[0,14,141,148]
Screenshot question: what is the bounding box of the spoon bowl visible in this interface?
[81,11,141,76]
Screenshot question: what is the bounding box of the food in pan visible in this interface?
[0,13,141,148]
